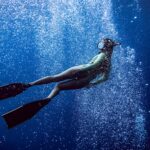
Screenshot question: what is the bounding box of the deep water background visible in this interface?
[0,0,150,149]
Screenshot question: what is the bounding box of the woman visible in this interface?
[0,38,120,128]
[0,38,120,101]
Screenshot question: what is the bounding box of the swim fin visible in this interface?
[2,98,50,128]
[0,83,31,100]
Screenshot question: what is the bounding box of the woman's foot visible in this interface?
[24,83,32,88]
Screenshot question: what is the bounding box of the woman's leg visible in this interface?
[46,77,91,100]
[30,66,83,86]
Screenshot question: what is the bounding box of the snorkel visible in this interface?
[112,41,121,46]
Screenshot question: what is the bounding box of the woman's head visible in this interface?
[98,38,120,49]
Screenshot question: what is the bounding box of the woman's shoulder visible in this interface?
[97,52,106,59]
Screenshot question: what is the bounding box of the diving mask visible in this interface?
[98,41,104,49]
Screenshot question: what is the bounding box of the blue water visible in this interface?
[0,0,149,149]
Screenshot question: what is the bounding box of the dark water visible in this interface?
[0,0,149,149]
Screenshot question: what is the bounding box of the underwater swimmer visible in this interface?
[0,38,120,128]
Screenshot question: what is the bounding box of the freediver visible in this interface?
[0,38,120,128]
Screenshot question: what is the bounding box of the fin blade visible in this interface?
[2,99,49,128]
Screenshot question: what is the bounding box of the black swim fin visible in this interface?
[0,83,31,100]
[2,98,50,128]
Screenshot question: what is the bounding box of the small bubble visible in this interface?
[134,16,137,19]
